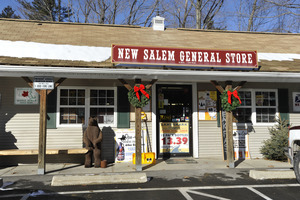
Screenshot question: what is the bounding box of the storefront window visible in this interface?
[58,87,116,126]
[90,89,115,124]
[255,91,276,123]
[233,90,277,124]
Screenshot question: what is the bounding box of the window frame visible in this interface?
[57,86,117,128]
[234,89,278,126]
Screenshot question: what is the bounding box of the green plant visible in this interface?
[260,118,289,161]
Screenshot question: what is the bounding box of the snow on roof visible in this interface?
[0,40,111,62]
[0,40,299,63]
[258,53,300,62]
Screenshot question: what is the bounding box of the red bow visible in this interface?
[134,84,150,101]
[227,90,242,105]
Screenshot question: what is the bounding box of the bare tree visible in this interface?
[17,0,73,22]
[233,0,299,32]
[161,0,194,28]
[190,0,224,29]
[77,0,92,23]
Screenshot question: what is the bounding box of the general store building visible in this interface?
[0,18,300,165]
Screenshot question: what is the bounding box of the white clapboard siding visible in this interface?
[47,127,84,149]
[245,126,271,158]
[198,121,223,158]
[290,113,300,127]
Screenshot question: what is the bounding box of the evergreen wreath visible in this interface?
[220,89,242,111]
[128,85,151,108]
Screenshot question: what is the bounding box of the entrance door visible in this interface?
[156,84,193,158]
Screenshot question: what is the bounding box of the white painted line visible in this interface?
[187,190,230,200]
[246,187,272,200]
[178,189,193,200]
[0,184,299,199]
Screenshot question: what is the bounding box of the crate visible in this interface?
[132,152,156,164]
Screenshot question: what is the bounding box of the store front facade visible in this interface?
[0,18,299,165]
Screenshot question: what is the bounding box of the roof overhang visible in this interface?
[1,65,300,83]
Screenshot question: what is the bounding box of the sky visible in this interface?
[0,0,240,31]
[0,0,298,33]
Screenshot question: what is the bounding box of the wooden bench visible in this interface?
[0,148,88,156]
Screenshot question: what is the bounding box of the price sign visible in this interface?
[159,122,189,153]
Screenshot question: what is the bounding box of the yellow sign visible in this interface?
[159,122,189,153]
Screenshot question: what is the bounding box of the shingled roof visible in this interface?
[0,18,299,72]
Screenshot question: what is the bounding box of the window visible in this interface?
[90,89,115,124]
[233,89,277,124]
[58,87,117,127]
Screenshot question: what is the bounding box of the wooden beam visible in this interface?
[22,77,33,88]
[47,78,67,95]
[146,79,158,89]
[135,107,142,171]
[233,81,247,91]
[225,83,234,169]
[135,78,142,171]
[38,89,47,175]
[118,79,132,91]
[210,80,224,93]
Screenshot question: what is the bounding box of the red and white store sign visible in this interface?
[111,44,258,69]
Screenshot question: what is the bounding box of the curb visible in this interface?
[51,172,148,186]
[249,169,296,180]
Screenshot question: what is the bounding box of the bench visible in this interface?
[0,148,88,156]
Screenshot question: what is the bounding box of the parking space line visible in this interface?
[246,187,272,200]
[178,189,193,200]
[0,183,299,199]
[186,190,230,200]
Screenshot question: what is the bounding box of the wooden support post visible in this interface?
[38,89,47,175]
[22,77,66,175]
[225,81,234,169]
[211,80,247,168]
[135,79,142,171]
[135,107,142,171]
[118,78,157,171]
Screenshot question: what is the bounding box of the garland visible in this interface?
[220,89,242,111]
[128,84,151,108]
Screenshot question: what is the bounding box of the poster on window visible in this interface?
[14,88,39,105]
[293,92,300,112]
[233,129,250,159]
[198,91,217,120]
[159,122,189,154]
[115,129,147,162]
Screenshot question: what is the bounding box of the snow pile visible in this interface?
[0,40,111,62]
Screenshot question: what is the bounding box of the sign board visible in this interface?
[33,76,54,90]
[198,91,217,120]
[233,129,250,159]
[159,122,189,154]
[293,92,300,112]
[112,44,258,69]
[115,129,147,162]
[220,110,227,160]
[15,88,39,105]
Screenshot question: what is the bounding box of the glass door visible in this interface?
[156,84,193,158]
